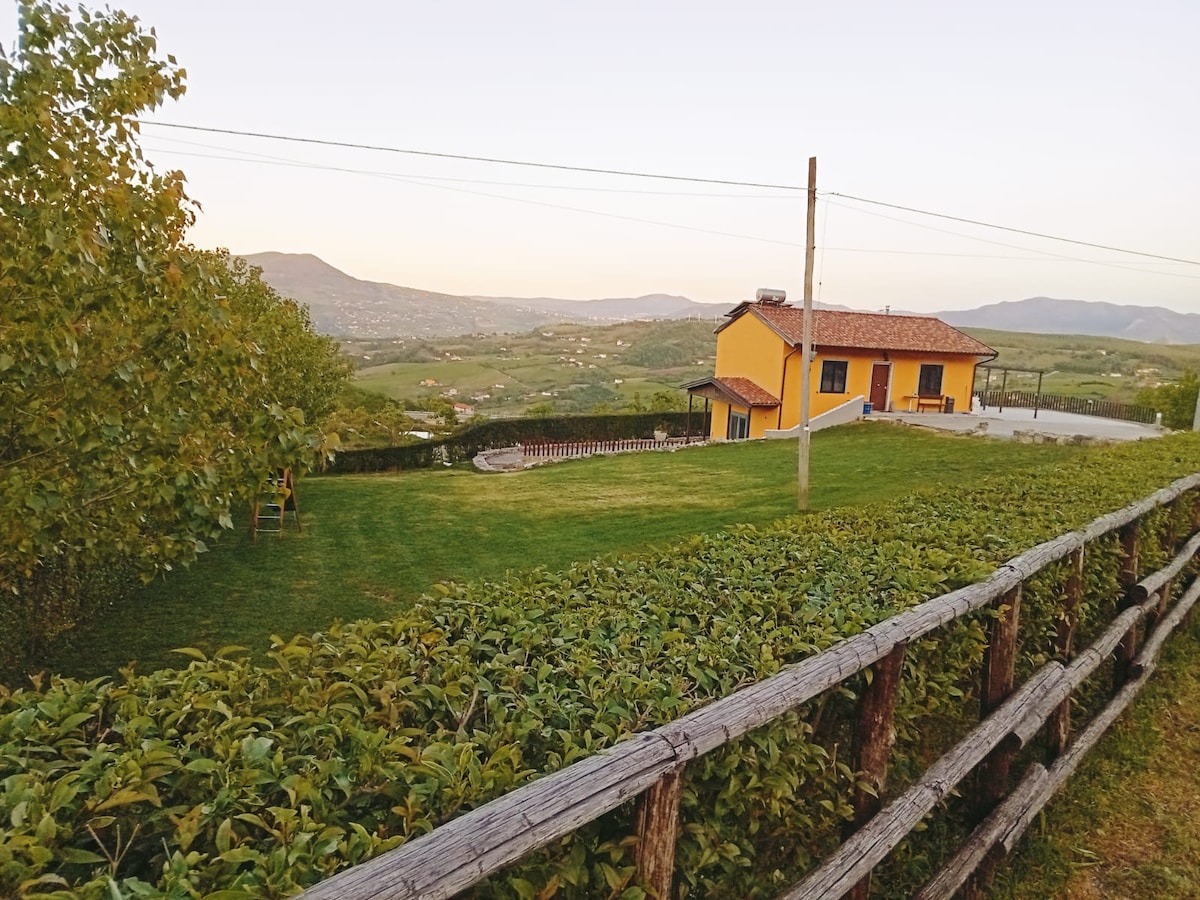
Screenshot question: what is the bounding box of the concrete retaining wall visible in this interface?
[764,395,866,440]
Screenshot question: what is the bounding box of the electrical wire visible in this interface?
[140,121,1198,277]
[816,197,830,303]
[145,136,801,198]
[143,143,806,249]
[823,199,1200,281]
[160,139,1188,273]
[138,121,807,192]
[823,248,1193,263]
[825,192,1200,267]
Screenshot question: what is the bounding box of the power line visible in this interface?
[141,120,1198,272]
[145,137,799,198]
[825,192,1200,267]
[138,121,806,192]
[150,141,1200,276]
[816,197,831,303]
[822,199,1200,281]
[144,143,805,249]
[824,246,1200,267]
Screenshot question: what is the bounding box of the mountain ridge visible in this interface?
[935,297,1200,343]
[242,252,1200,343]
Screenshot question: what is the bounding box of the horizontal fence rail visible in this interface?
[300,472,1200,900]
[521,436,696,458]
[979,389,1157,425]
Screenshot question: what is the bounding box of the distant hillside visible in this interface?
[477,293,729,321]
[242,253,569,338]
[242,253,732,338]
[938,297,1200,343]
[347,318,720,418]
[242,254,1195,344]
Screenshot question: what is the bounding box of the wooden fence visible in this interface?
[979,389,1158,425]
[521,436,698,458]
[300,474,1200,900]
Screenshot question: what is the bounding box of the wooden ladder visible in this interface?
[252,469,300,540]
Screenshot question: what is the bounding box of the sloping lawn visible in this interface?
[994,623,1200,899]
[46,425,1079,677]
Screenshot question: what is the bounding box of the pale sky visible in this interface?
[6,1,1199,312]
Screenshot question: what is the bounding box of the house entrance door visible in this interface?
[869,363,890,411]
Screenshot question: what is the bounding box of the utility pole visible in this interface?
[1193,382,1200,431]
[799,156,817,510]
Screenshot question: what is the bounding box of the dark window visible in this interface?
[918,364,944,395]
[819,360,848,393]
[729,409,749,440]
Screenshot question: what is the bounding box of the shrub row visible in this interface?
[326,411,711,474]
[2,435,1200,899]
[0,561,138,684]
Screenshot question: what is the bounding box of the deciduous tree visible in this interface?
[201,248,349,428]
[0,2,345,668]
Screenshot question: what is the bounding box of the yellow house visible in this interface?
[684,299,996,440]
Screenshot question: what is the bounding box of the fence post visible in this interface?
[1190,489,1200,628]
[1113,522,1140,691]
[845,642,907,900]
[1048,547,1085,759]
[1149,501,1179,633]
[635,766,685,898]
[974,585,1022,818]
[965,585,1022,898]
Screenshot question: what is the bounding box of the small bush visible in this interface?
[1137,370,1199,430]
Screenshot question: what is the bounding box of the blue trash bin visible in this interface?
[863,402,873,415]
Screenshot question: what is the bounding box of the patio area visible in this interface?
[871,406,1165,443]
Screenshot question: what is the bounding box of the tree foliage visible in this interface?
[199,248,349,427]
[324,386,418,449]
[0,3,347,662]
[1137,370,1198,430]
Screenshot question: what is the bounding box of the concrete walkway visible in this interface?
[473,446,526,472]
[871,406,1164,442]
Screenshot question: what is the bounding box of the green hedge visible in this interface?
[326,411,711,474]
[2,435,1199,899]
[0,561,137,684]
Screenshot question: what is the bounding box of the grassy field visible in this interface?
[346,320,1199,419]
[46,425,1078,678]
[350,319,718,416]
[993,622,1200,899]
[33,423,1200,898]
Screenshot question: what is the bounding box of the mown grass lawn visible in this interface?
[993,622,1200,899]
[47,425,1079,677]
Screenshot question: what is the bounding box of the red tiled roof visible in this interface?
[725,305,995,356]
[682,376,780,407]
[720,376,780,406]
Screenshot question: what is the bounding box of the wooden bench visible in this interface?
[916,394,945,413]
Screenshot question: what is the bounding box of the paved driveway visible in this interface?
[872,407,1164,442]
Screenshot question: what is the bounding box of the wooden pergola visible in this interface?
[976,364,1047,419]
